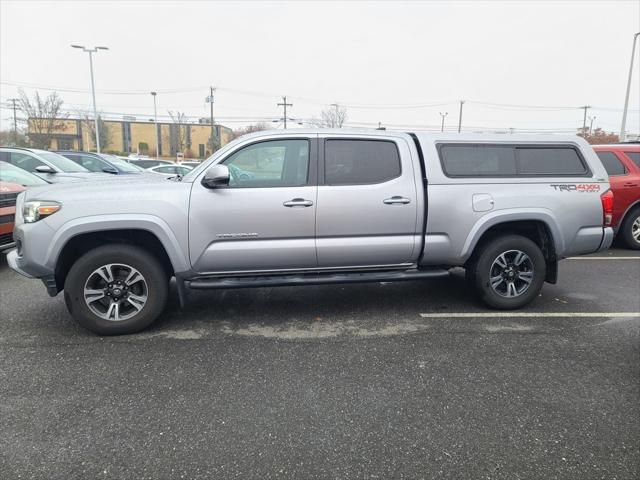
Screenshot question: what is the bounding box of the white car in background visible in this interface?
[146,164,193,177]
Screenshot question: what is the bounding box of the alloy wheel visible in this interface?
[489,250,535,298]
[632,216,640,244]
[83,263,148,321]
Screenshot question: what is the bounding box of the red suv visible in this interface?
[593,144,640,249]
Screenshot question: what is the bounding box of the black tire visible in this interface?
[470,234,546,309]
[64,244,168,335]
[620,207,640,250]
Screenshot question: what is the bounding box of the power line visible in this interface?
[5,79,636,112]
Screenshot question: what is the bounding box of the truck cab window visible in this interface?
[324,139,400,185]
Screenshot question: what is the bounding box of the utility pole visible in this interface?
[580,105,591,134]
[620,32,640,142]
[8,98,19,145]
[457,100,465,133]
[151,92,159,158]
[208,86,215,150]
[588,116,596,135]
[277,96,293,129]
[439,112,448,132]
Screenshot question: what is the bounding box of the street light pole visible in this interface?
[71,44,108,153]
[151,92,159,158]
[580,105,591,134]
[588,116,596,135]
[439,112,448,132]
[457,100,465,133]
[620,32,640,142]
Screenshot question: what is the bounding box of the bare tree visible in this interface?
[0,130,27,147]
[311,104,348,128]
[78,111,111,150]
[577,127,619,145]
[168,110,189,153]
[231,122,270,140]
[18,89,68,149]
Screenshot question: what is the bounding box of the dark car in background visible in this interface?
[594,143,640,249]
[56,151,146,175]
[0,181,26,251]
[0,147,110,183]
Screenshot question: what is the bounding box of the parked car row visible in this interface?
[0,147,197,250]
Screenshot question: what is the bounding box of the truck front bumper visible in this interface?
[6,248,34,278]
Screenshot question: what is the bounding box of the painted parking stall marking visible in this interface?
[567,256,640,260]
[419,312,640,318]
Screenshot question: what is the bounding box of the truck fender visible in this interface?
[460,208,565,261]
[44,214,190,274]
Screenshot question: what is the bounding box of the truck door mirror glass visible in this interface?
[201,164,230,188]
[35,165,56,174]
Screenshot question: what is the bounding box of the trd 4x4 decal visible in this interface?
[550,184,601,192]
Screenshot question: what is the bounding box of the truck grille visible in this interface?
[0,192,19,208]
[0,213,15,224]
[0,232,13,247]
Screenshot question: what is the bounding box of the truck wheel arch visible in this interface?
[49,216,189,292]
[463,212,562,284]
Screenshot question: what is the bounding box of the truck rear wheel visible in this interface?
[64,244,168,335]
[471,234,545,309]
[620,207,640,250]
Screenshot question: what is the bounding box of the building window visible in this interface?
[58,138,73,150]
[199,144,205,158]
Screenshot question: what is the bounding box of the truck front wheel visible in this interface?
[470,234,546,309]
[64,244,168,335]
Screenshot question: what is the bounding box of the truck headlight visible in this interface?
[23,201,61,223]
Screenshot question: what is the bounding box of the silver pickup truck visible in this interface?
[7,130,614,334]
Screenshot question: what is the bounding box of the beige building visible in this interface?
[28,117,233,159]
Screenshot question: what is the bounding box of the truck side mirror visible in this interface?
[201,164,230,188]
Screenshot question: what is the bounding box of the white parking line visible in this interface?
[567,256,640,260]
[419,312,640,318]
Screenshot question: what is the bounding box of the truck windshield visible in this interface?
[38,152,90,173]
[100,154,142,172]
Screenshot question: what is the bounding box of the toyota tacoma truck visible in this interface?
[7,130,614,335]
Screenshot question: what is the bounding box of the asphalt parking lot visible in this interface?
[0,249,638,480]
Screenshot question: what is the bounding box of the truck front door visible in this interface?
[189,136,318,273]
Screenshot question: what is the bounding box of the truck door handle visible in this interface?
[624,182,639,187]
[283,198,314,207]
[383,196,411,205]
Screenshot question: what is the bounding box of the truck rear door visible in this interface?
[315,135,420,267]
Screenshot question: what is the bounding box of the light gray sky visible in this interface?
[1,0,639,134]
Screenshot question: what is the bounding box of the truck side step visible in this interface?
[186,268,449,290]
